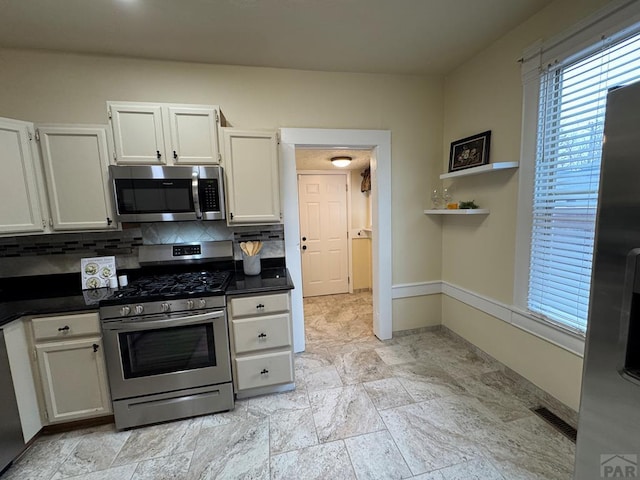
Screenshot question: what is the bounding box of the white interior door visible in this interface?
[298,173,349,297]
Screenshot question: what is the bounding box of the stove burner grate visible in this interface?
[111,270,231,302]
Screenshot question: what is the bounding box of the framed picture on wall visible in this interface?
[448,130,491,172]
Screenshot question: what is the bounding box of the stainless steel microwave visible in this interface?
[109,165,226,222]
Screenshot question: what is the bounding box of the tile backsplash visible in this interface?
[0,229,143,258]
[0,222,285,277]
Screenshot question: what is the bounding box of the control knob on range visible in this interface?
[186,299,195,310]
[199,299,207,308]
[134,305,144,315]
[120,305,131,317]
[161,303,171,313]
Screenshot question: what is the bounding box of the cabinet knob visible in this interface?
[92,344,99,353]
[106,217,113,226]
[302,245,307,250]
[156,150,162,159]
[302,236,307,241]
[256,303,265,310]
[173,150,178,159]
[58,325,70,332]
[260,369,269,375]
[258,332,267,339]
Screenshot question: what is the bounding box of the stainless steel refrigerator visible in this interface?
[575,80,640,479]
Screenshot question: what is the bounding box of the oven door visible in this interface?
[102,310,231,400]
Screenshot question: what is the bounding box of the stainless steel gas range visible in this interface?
[99,241,235,430]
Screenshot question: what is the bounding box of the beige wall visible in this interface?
[394,295,442,332]
[350,171,370,231]
[351,169,372,291]
[441,0,614,411]
[0,47,444,330]
[352,238,372,290]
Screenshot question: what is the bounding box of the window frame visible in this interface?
[514,0,640,352]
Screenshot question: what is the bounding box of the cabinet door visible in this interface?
[36,337,111,424]
[232,313,292,354]
[4,320,42,443]
[223,129,281,225]
[167,106,220,164]
[0,118,46,234]
[109,103,165,164]
[38,125,117,231]
[230,292,290,318]
[235,350,294,390]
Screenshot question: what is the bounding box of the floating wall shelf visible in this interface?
[424,209,490,215]
[439,161,518,180]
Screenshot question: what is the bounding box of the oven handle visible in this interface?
[104,310,224,332]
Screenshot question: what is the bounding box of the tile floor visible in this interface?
[3,292,576,480]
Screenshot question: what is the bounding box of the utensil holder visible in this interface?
[243,254,261,276]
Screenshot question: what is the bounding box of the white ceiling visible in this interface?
[296,148,371,171]
[0,0,552,75]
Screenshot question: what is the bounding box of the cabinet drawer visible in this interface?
[230,292,290,318]
[232,313,291,354]
[235,351,293,390]
[32,312,100,341]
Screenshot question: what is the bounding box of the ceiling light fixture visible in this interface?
[331,156,352,168]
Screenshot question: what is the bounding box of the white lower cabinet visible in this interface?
[29,312,111,424]
[228,291,294,398]
[235,351,294,391]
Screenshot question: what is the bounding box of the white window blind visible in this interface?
[529,30,640,333]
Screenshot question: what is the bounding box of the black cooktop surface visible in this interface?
[106,270,232,304]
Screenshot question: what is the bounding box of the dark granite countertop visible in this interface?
[0,273,106,327]
[226,268,295,295]
[0,266,294,327]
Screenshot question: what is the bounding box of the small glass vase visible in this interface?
[431,189,443,209]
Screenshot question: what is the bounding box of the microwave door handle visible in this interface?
[192,170,203,220]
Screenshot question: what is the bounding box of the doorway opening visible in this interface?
[296,148,372,298]
[279,128,392,353]
[295,148,374,344]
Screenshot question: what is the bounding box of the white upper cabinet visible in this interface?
[108,103,165,164]
[223,129,281,225]
[0,118,46,235]
[108,102,221,165]
[37,125,116,231]
[168,106,221,164]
